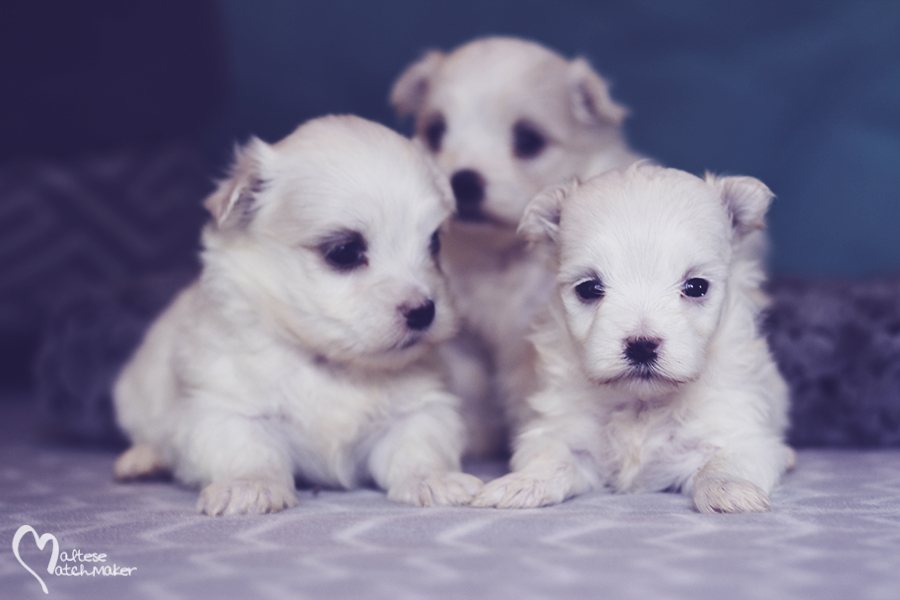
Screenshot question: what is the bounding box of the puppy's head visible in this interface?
[202,115,457,371]
[391,36,630,231]
[520,163,772,399]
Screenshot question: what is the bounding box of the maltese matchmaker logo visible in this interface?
[12,525,137,594]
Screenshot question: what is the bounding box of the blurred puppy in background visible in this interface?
[113,115,483,515]
[392,37,642,455]
[474,164,793,512]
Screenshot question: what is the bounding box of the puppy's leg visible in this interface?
[690,445,789,514]
[179,410,298,516]
[473,434,597,509]
[114,444,169,481]
[439,334,507,459]
[369,399,483,507]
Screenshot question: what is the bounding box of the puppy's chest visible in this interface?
[596,404,712,493]
[274,362,394,449]
[449,248,554,343]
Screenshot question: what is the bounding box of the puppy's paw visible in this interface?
[197,480,299,516]
[472,472,568,509]
[388,472,484,507]
[114,445,169,481]
[693,472,771,514]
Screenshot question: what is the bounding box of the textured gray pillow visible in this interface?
[766,277,900,447]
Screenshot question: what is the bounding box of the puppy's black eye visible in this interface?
[683,278,709,298]
[323,233,367,271]
[513,121,546,159]
[429,230,441,256]
[575,279,605,302]
[423,115,446,153]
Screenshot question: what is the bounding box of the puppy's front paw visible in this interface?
[693,472,771,514]
[388,472,484,507]
[114,445,168,481]
[472,472,568,509]
[197,480,299,516]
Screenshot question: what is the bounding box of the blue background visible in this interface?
[208,0,900,277]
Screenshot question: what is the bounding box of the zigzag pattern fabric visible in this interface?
[1,409,899,600]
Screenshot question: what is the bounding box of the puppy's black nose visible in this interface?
[450,169,485,219]
[404,300,435,331]
[625,338,660,366]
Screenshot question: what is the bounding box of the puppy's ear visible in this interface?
[518,179,580,246]
[391,50,445,117]
[568,58,629,127]
[204,138,271,230]
[708,174,774,239]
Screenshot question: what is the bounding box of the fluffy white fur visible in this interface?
[391,37,643,456]
[473,163,793,513]
[113,115,483,515]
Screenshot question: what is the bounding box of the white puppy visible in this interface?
[113,115,483,515]
[474,164,793,513]
[391,37,643,455]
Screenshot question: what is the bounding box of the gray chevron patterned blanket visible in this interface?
[1,398,899,600]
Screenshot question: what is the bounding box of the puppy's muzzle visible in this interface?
[403,299,436,331]
[450,169,485,221]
